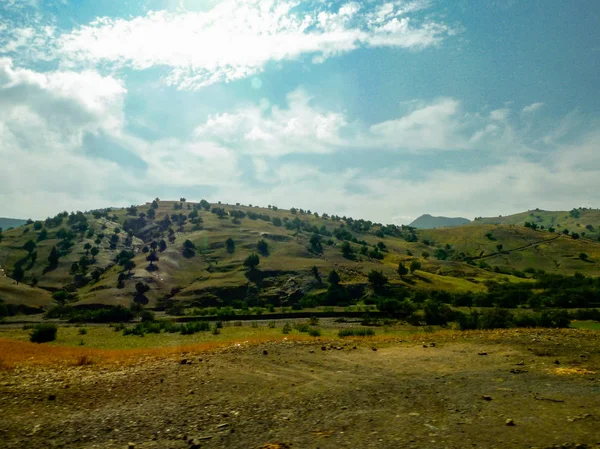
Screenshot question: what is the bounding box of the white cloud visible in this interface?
[0,58,138,218]
[522,102,544,114]
[490,108,510,121]
[195,89,348,155]
[53,0,452,90]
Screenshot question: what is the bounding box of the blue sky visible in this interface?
[1,0,599,223]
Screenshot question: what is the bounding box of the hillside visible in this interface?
[409,214,470,229]
[0,218,27,230]
[472,208,600,240]
[1,200,600,313]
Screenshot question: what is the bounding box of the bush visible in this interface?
[308,328,321,337]
[338,328,375,337]
[30,323,58,343]
[282,323,292,334]
[78,328,87,335]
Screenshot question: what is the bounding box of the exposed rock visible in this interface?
[505,419,515,426]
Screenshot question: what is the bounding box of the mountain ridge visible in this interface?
[409,214,470,229]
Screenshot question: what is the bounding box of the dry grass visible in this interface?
[0,335,311,370]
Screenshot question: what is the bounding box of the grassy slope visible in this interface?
[472,208,600,239]
[1,201,600,309]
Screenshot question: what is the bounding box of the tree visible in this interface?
[12,265,24,284]
[311,266,322,284]
[368,270,388,292]
[124,259,136,275]
[150,241,158,250]
[410,260,422,273]
[226,237,235,254]
[146,250,159,268]
[327,270,340,286]
[257,239,269,256]
[158,239,167,252]
[90,246,99,261]
[83,242,92,255]
[182,239,196,258]
[23,240,36,254]
[422,251,430,259]
[48,246,59,266]
[571,232,580,240]
[397,262,409,278]
[309,234,323,254]
[199,199,210,211]
[147,208,156,219]
[341,241,354,259]
[579,252,589,261]
[496,244,503,252]
[126,205,138,216]
[243,253,260,270]
[37,229,48,242]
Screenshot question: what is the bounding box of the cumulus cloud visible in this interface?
[52,0,452,90]
[522,102,544,114]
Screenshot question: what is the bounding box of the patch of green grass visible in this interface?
[570,321,600,330]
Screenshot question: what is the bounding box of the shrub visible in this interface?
[295,323,310,332]
[30,324,58,343]
[338,328,375,337]
[308,328,321,337]
[78,328,87,335]
[282,323,292,334]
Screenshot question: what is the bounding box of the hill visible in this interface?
[1,200,599,314]
[472,207,600,240]
[409,214,470,229]
[0,218,27,230]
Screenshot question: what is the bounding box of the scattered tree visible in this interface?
[397,262,409,278]
[158,239,167,252]
[257,239,269,256]
[48,246,59,266]
[410,260,422,273]
[23,240,36,254]
[146,250,159,269]
[12,266,24,284]
[183,239,196,258]
[327,269,341,286]
[368,269,388,292]
[226,237,235,254]
[243,253,260,270]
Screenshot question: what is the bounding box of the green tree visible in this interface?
[182,239,196,258]
[327,270,341,286]
[90,246,99,262]
[146,250,159,268]
[410,260,422,273]
[257,239,269,256]
[12,265,24,284]
[579,252,589,261]
[309,234,323,254]
[368,270,388,292]
[48,246,59,266]
[243,253,260,270]
[496,244,503,252]
[341,241,353,259]
[422,251,430,259]
[23,240,36,254]
[199,199,210,211]
[226,237,235,254]
[158,239,167,252]
[124,259,136,275]
[83,242,92,255]
[37,228,48,242]
[397,262,409,278]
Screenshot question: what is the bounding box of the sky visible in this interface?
[0,0,599,224]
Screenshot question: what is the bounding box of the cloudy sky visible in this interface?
[1,0,599,223]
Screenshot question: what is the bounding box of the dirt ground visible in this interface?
[1,329,600,449]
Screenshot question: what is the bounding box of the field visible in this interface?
[1,324,599,448]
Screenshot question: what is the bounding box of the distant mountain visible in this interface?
[0,217,27,230]
[409,214,470,229]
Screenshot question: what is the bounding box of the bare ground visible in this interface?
[1,329,600,449]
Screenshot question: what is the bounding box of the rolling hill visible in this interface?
[471,208,600,240]
[1,200,599,313]
[409,214,470,229]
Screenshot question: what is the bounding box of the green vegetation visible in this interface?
[29,323,58,343]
